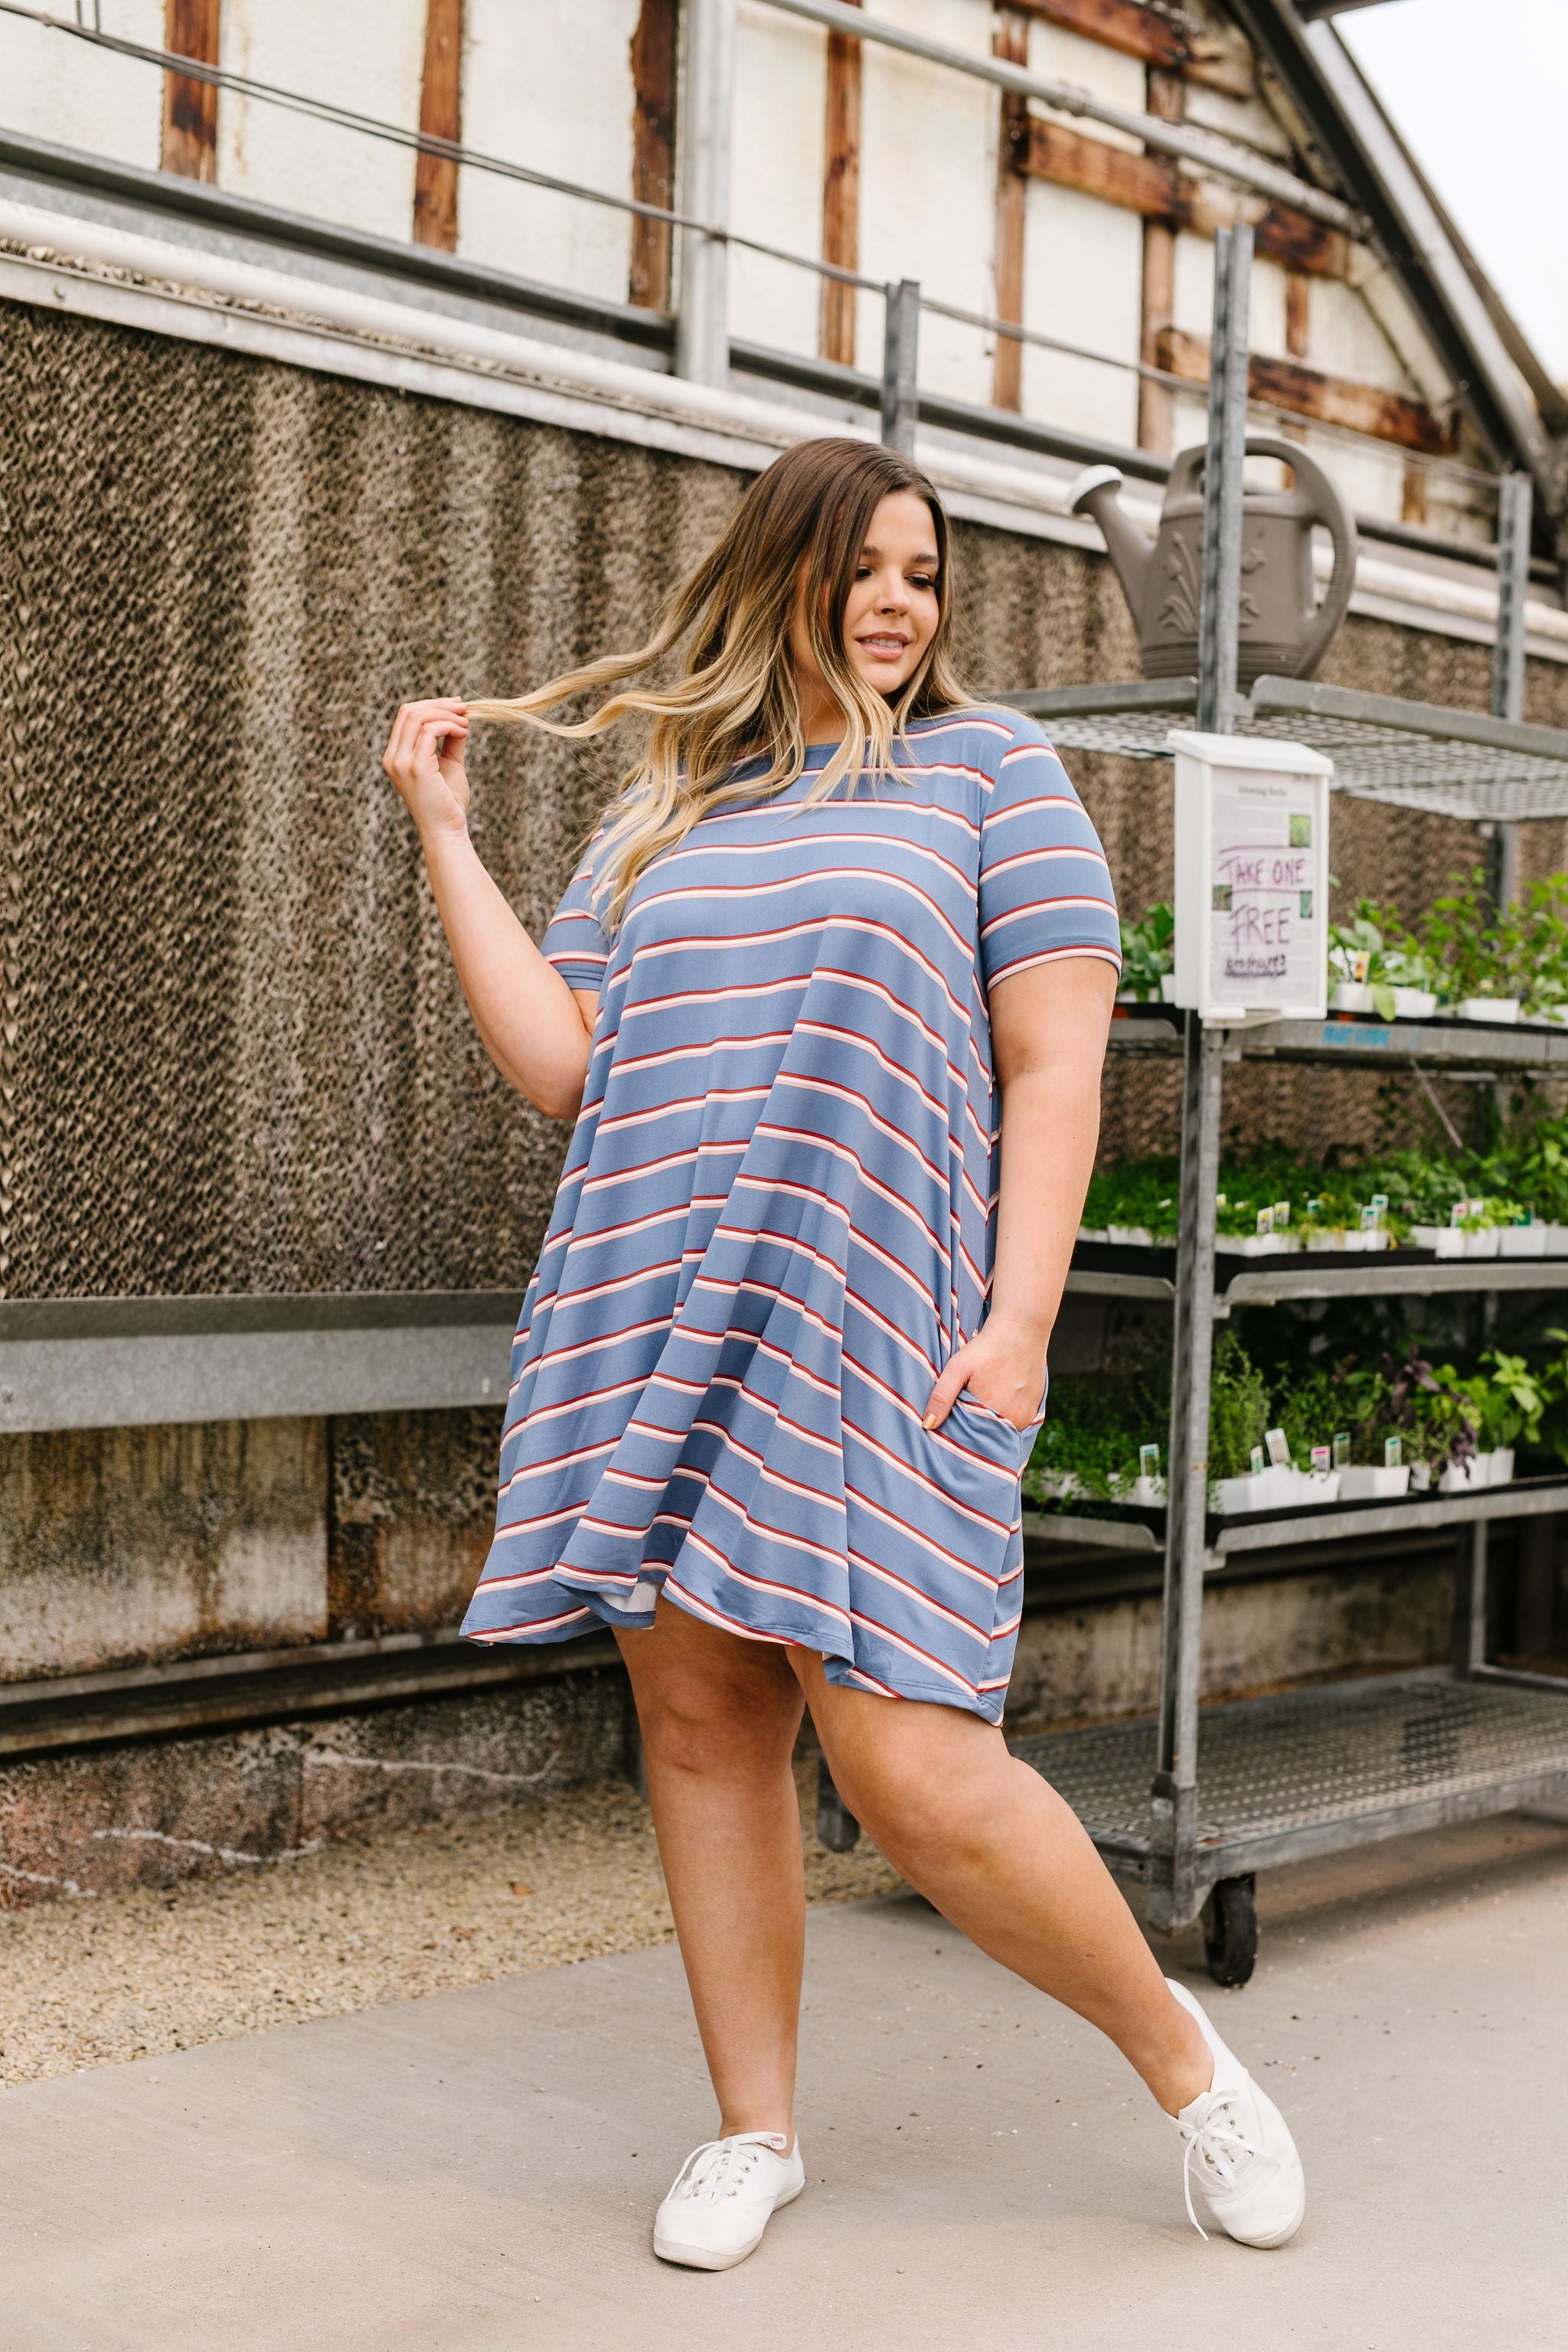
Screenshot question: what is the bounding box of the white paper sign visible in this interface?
[1208,770,1319,1008]
[1168,731,1332,1023]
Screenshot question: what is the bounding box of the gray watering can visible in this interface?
[1070,435,1358,687]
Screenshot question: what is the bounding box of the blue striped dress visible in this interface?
[460,708,1119,1721]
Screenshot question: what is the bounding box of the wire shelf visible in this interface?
[1006,675,1568,822]
[1012,1670,1568,1851]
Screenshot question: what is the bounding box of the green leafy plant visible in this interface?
[1118,901,1174,1001]
[1207,1332,1272,1481]
[1513,874,1568,1021]
[1421,869,1522,1004]
[1462,1350,1550,1450]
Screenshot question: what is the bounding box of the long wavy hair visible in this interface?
[469,436,970,930]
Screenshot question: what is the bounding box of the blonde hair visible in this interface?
[469,436,970,931]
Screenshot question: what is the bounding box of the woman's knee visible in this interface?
[629,1631,803,1780]
[825,1714,1007,1860]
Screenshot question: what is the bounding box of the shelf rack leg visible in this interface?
[1452,1517,1490,1677]
[1491,471,1532,912]
[1195,220,1253,739]
[1149,1019,1226,1932]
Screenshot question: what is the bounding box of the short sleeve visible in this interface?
[978,726,1121,992]
[540,837,612,992]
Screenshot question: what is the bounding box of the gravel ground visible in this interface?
[0,1762,901,2089]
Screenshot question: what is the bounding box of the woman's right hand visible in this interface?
[382,697,471,838]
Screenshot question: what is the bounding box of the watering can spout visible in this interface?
[1069,466,1154,619]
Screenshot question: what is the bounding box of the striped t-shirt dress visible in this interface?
[460,707,1120,1723]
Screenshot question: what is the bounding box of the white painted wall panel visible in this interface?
[731,2,825,362]
[1020,181,1141,446]
[854,0,997,406]
[1310,273,1416,394]
[1246,255,1289,361]
[459,0,639,305]
[1024,18,1146,149]
[0,5,165,171]
[1182,80,1291,162]
[219,0,425,240]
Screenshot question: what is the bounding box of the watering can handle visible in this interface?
[1241,433,1359,676]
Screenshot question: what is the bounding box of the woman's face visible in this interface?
[791,488,942,724]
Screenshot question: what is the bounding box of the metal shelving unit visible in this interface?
[1026,1006,1568,1980]
[998,224,1568,1984]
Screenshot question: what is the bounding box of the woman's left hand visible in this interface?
[922,1317,1047,1433]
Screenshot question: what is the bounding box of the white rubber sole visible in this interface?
[1220,2176,1306,2249]
[653,2177,805,2271]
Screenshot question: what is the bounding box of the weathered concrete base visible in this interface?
[0,1554,1455,1907]
[0,1668,630,1906]
[1004,1558,1452,1733]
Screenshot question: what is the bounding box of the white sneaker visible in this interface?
[1165,1977,1306,2247]
[652,2130,805,2271]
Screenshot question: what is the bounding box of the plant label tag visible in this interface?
[1167,733,1332,1024]
[1273,1200,1291,1227]
[1139,1443,1160,1478]
[1384,1435,1403,1468]
[1359,1204,1378,1231]
[1256,1206,1274,1236]
[1264,1426,1291,1467]
[1332,1431,1351,1468]
[1311,1444,1331,1474]
[1250,1446,1266,1476]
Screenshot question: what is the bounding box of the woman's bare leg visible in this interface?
[790,1650,1212,2115]
[616,1599,808,2138]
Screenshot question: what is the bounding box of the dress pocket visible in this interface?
[949,1388,1031,1466]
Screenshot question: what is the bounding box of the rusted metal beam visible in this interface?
[413,0,462,253]
[1005,0,1190,68]
[1014,115,1351,279]
[991,6,1031,413]
[819,0,862,364]
[160,0,220,185]
[1158,324,1458,455]
[629,0,678,310]
[1137,65,1182,455]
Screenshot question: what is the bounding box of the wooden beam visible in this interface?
[1137,66,1181,456]
[1014,116,1351,280]
[1004,0,1188,69]
[629,0,678,311]
[161,0,220,185]
[413,0,462,253]
[820,0,863,365]
[1157,326,1458,456]
[991,7,1031,413]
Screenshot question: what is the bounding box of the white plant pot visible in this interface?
[1391,988,1437,1019]
[1411,1225,1465,1258]
[1106,1224,1155,1248]
[1490,1446,1514,1486]
[1160,973,1178,1002]
[1439,1455,1490,1493]
[1076,1227,1109,1243]
[1328,981,1375,1014]
[1214,1465,1339,1514]
[1363,1227,1391,1252]
[1039,1471,1083,1501]
[1410,1462,1432,1493]
[1547,1224,1568,1256]
[1305,1230,1348,1253]
[1498,1225,1547,1258]
[1336,1464,1412,1501]
[1456,997,1521,1024]
[1128,1475,1167,1507]
[1463,1227,1502,1259]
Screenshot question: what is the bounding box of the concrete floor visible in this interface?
[2,1814,1565,2352]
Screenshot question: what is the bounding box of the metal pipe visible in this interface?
[880,277,919,457]
[1197,223,1253,738]
[759,0,1365,232]
[675,0,735,386]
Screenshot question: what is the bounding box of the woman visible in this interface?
[382,436,1303,2270]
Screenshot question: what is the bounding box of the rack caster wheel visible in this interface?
[1200,1874,1258,1988]
[816,1759,861,1853]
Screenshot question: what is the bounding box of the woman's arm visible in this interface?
[382,698,596,1122]
[923,955,1116,1430]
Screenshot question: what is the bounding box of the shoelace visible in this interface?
[669,2132,791,2203]
[1174,2091,1259,2242]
